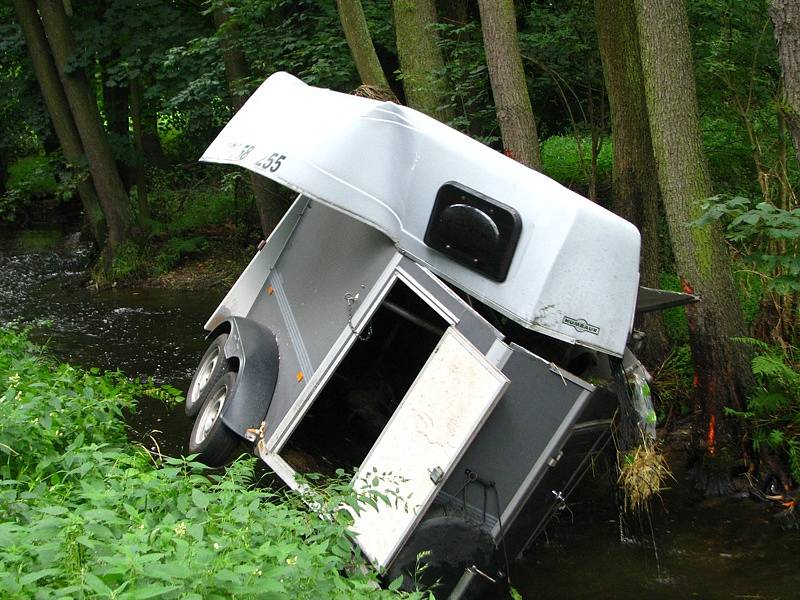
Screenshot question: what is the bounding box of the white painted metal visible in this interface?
[200,72,641,356]
[350,327,509,569]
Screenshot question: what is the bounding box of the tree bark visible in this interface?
[102,74,132,193]
[635,0,753,494]
[36,0,134,253]
[129,79,150,224]
[596,0,668,366]
[0,152,7,198]
[477,0,541,170]
[213,7,286,237]
[392,0,453,122]
[336,0,392,92]
[13,0,106,246]
[770,0,800,167]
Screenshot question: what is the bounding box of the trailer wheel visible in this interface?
[189,372,240,467]
[186,333,230,417]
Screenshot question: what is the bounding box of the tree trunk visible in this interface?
[0,152,7,198]
[129,79,150,224]
[13,0,106,246]
[336,0,392,92]
[635,0,753,494]
[213,7,286,237]
[102,75,132,193]
[770,0,800,167]
[392,0,453,122]
[476,0,541,170]
[36,0,134,254]
[596,0,668,366]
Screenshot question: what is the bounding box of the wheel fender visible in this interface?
[216,316,279,441]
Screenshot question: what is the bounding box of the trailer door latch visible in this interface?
[429,466,444,484]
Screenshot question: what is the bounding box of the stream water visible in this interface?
[1,227,797,599]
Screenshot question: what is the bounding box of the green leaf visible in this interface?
[388,574,403,591]
[83,573,112,597]
[192,488,211,509]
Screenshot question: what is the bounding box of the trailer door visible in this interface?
[350,326,508,569]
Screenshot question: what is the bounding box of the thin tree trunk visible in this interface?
[336,0,392,92]
[477,0,541,170]
[213,7,286,237]
[36,0,134,254]
[770,0,800,168]
[0,152,7,198]
[392,0,453,122]
[13,0,106,246]
[129,79,150,224]
[635,0,753,494]
[596,0,668,366]
[102,76,132,193]
[134,86,168,169]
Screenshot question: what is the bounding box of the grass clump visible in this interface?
[617,438,674,513]
[0,328,421,599]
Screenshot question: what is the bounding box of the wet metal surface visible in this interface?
[1,228,797,599]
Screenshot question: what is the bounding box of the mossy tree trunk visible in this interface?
[770,0,800,168]
[635,0,753,494]
[392,0,453,122]
[477,0,541,170]
[13,0,106,246]
[335,0,392,93]
[36,0,134,256]
[596,0,667,367]
[213,7,286,237]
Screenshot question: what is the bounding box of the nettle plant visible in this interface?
[0,329,421,599]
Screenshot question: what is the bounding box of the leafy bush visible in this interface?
[695,194,800,295]
[725,339,800,484]
[152,236,209,276]
[1,155,60,223]
[0,328,421,599]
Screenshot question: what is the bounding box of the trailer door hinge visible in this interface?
[429,466,444,484]
[547,451,563,467]
[245,421,266,443]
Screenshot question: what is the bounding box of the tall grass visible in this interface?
[0,328,420,599]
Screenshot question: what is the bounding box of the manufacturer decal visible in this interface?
[562,315,600,336]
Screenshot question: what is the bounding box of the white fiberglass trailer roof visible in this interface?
[201,72,640,356]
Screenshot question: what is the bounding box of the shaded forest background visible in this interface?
[1,0,799,496]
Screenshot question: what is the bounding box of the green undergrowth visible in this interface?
[0,328,423,599]
[95,168,259,285]
[540,135,612,196]
[726,339,800,484]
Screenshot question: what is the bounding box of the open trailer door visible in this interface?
[350,327,509,570]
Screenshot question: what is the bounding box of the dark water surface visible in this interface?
[1,227,797,599]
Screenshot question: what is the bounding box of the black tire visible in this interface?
[186,333,230,418]
[189,372,240,467]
